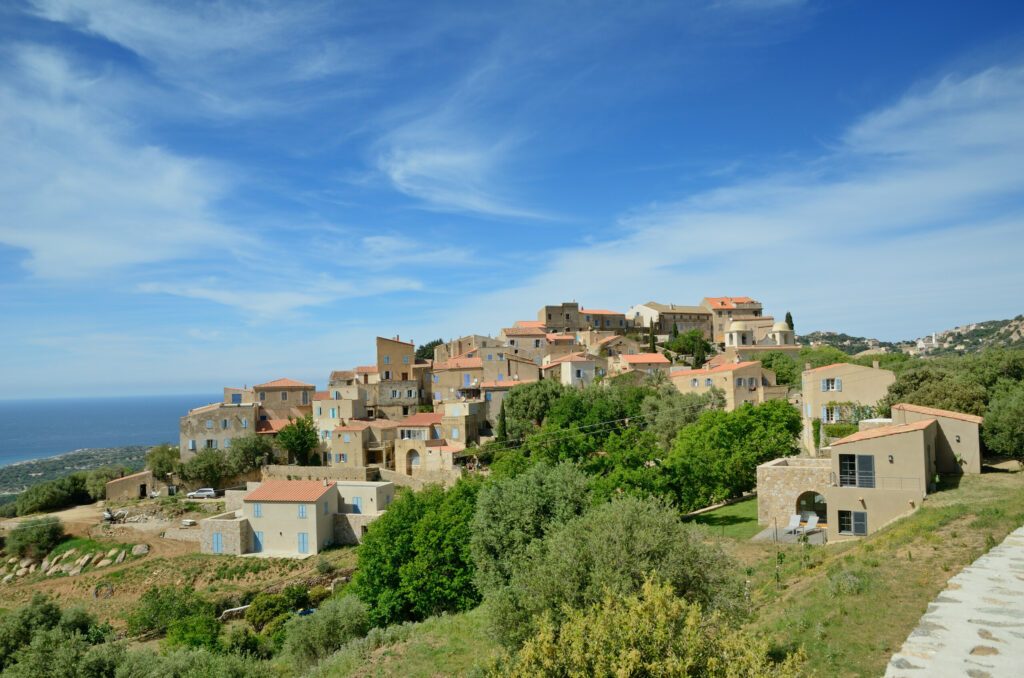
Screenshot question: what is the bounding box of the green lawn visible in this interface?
[686,496,762,539]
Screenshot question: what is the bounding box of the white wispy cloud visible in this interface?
[0,44,242,279]
[430,62,1024,340]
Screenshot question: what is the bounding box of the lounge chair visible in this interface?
[799,514,819,535]
[783,514,802,534]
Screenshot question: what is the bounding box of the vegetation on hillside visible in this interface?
[0,446,147,495]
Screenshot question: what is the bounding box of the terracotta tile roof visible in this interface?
[703,296,757,310]
[672,361,760,377]
[620,353,670,365]
[546,333,575,342]
[542,352,591,369]
[329,370,354,381]
[514,320,545,328]
[313,390,330,400]
[434,357,483,370]
[481,378,536,388]
[502,326,548,337]
[398,412,444,427]
[355,365,379,374]
[831,419,935,446]
[803,362,855,374]
[254,378,314,389]
[580,308,621,315]
[892,403,983,425]
[245,479,335,503]
[334,418,401,432]
[256,418,291,434]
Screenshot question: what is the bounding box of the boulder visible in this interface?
[131,544,150,556]
[28,564,36,573]
[16,568,28,577]
[47,565,61,576]
[96,559,112,568]
[106,548,119,559]
[19,557,33,568]
[90,552,104,566]
[7,557,17,565]
[2,574,12,584]
[61,564,74,573]
[114,551,126,564]
[68,566,82,576]
[76,555,90,567]
[41,558,50,571]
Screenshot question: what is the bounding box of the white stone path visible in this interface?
[885,526,1024,677]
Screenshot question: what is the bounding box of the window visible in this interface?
[259,391,266,401]
[205,420,214,429]
[705,378,713,387]
[221,419,228,429]
[407,389,415,398]
[253,503,262,518]
[575,369,583,378]
[451,427,460,440]
[383,355,391,365]
[403,355,410,364]
[391,389,399,398]
[352,496,362,514]
[231,393,241,404]
[747,377,756,387]
[838,454,875,488]
[302,391,309,404]
[487,354,493,361]
[329,407,336,418]
[434,391,441,401]
[317,406,322,416]
[534,339,541,348]
[281,391,288,401]
[224,438,231,447]
[343,433,351,443]
[735,377,744,386]
[206,439,217,449]
[298,504,307,519]
[324,501,329,515]
[242,419,248,429]
[691,378,698,387]
[334,453,340,463]
[510,339,517,346]
[342,453,347,463]
[822,406,840,423]
[253,531,263,552]
[497,373,503,381]
[821,378,842,392]
[432,374,439,383]
[838,510,868,536]
[497,352,504,359]
[485,392,492,401]
[384,370,391,380]
[188,439,196,451]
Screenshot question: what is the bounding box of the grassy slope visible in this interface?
[745,470,1024,677]
[686,496,761,539]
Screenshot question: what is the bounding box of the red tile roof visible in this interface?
[580,308,621,315]
[398,412,443,427]
[377,336,414,346]
[620,353,670,365]
[542,352,591,369]
[502,326,548,337]
[703,296,757,310]
[546,333,575,342]
[254,378,314,389]
[256,418,290,434]
[329,370,354,381]
[434,357,483,370]
[514,320,545,328]
[892,403,983,425]
[313,390,330,400]
[355,365,379,374]
[831,419,935,446]
[334,419,401,432]
[245,480,335,503]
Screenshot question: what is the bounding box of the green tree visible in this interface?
[0,594,62,670]
[14,474,89,516]
[758,350,800,386]
[785,310,794,331]
[501,380,568,442]
[225,435,272,476]
[489,495,746,649]
[798,345,849,370]
[982,381,1024,461]
[282,595,370,664]
[416,338,444,361]
[489,577,805,678]
[639,379,721,449]
[126,586,213,637]
[496,400,508,442]
[146,443,180,481]
[648,327,656,352]
[83,466,130,500]
[177,448,228,489]
[6,518,64,559]
[471,463,591,597]
[664,329,714,367]
[165,612,221,650]
[275,415,319,466]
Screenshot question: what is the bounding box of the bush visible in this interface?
[125,586,213,637]
[823,423,859,440]
[14,475,89,516]
[0,594,62,670]
[489,496,746,649]
[488,577,805,677]
[115,646,274,677]
[245,593,293,633]
[282,595,370,664]
[982,381,1024,460]
[315,557,336,576]
[5,517,64,559]
[221,625,274,660]
[165,612,221,650]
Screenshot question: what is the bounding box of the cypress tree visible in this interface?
[785,311,794,331]
[497,400,508,442]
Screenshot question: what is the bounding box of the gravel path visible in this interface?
[885,526,1024,677]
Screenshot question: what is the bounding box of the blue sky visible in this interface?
[2,0,1024,398]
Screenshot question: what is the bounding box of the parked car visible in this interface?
[186,488,217,499]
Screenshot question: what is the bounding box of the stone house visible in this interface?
[627,302,713,339]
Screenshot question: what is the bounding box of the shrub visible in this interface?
[125,586,213,637]
[827,568,869,597]
[315,557,335,576]
[165,612,221,650]
[0,595,62,670]
[221,625,274,660]
[823,423,859,440]
[282,595,370,664]
[115,647,274,677]
[5,517,64,559]
[14,475,89,516]
[245,593,293,633]
[490,495,746,649]
[487,577,805,677]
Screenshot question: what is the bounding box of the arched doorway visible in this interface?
[796,491,827,523]
[406,450,421,476]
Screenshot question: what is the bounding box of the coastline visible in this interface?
[0,445,150,495]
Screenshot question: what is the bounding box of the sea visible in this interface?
[0,394,217,468]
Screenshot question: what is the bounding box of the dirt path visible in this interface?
[0,502,106,536]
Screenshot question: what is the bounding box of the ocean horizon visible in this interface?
[0,394,217,468]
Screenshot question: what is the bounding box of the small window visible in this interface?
[302,391,309,404]
[391,389,399,398]
[407,389,414,397]
[224,438,231,447]
[259,391,266,401]
[324,501,329,515]
[253,503,262,518]
[343,433,351,443]
[298,504,307,519]
[485,392,492,401]
[497,352,504,359]
[383,355,391,364]
[487,354,493,361]
[838,510,868,536]
[330,408,337,418]
[705,378,713,387]
[317,406,322,416]
[221,419,228,429]
[342,453,348,463]
[534,339,541,348]
[241,419,248,429]
[188,439,196,451]
[691,378,698,387]
[205,420,214,429]
[281,391,288,401]
[403,356,410,364]
[384,370,391,380]
[575,369,583,378]
[452,427,460,440]
[735,377,744,386]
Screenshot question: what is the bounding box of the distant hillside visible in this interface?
[912,315,1024,356]
[0,445,147,495]
[797,331,898,355]
[800,316,1024,357]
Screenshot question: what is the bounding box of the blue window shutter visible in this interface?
[821,406,827,420]
[835,378,843,392]
[821,379,828,392]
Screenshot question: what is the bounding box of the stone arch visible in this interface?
[796,491,827,522]
[406,450,421,476]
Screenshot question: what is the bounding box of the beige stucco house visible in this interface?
[801,362,896,453]
[200,479,393,557]
[757,403,983,542]
[611,352,671,377]
[671,360,787,410]
[701,296,772,344]
[627,302,713,339]
[541,352,601,387]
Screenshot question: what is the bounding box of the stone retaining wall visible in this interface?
[756,457,831,528]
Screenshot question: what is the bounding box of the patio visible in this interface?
[752,525,827,544]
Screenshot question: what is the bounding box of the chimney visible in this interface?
[872,359,880,370]
[805,362,812,371]
[322,478,328,487]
